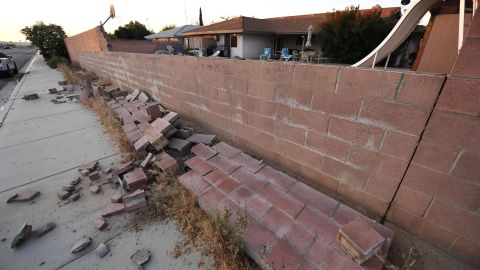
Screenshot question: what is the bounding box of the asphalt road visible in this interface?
[0,47,37,107]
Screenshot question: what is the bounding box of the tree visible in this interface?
[317,6,397,63]
[199,7,204,26]
[113,21,153,39]
[161,24,176,31]
[20,22,68,60]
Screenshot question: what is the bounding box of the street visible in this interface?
[0,47,37,108]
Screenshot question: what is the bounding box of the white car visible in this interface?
[0,51,18,75]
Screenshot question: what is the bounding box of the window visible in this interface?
[231,34,237,48]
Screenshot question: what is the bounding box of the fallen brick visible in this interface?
[57,190,72,200]
[126,129,143,144]
[185,156,215,176]
[123,189,145,204]
[143,127,168,151]
[62,185,75,192]
[90,185,101,194]
[174,127,193,139]
[95,219,107,230]
[166,138,191,152]
[70,177,81,185]
[162,111,180,123]
[134,136,149,152]
[101,203,125,217]
[153,152,178,173]
[132,109,150,123]
[80,169,90,176]
[114,161,133,175]
[7,191,40,203]
[122,123,138,133]
[337,217,386,264]
[140,153,153,168]
[151,118,173,134]
[127,89,140,102]
[111,194,122,203]
[124,197,147,212]
[79,161,98,171]
[212,142,241,158]
[69,193,80,202]
[104,167,112,174]
[89,172,101,181]
[191,143,218,160]
[146,104,165,119]
[136,122,151,133]
[123,168,148,191]
[48,88,58,94]
[187,133,216,145]
[137,92,149,103]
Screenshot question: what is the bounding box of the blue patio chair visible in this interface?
[259,48,271,60]
[280,48,292,61]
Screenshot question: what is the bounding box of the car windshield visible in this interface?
[0,52,7,58]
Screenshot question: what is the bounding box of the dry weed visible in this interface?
[385,247,417,270]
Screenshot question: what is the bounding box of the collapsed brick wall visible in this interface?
[71,12,480,265]
[64,26,108,65]
[388,12,480,266]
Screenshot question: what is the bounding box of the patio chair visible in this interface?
[280,48,292,61]
[259,48,272,60]
[210,50,221,57]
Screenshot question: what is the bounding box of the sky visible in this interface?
[1,0,405,42]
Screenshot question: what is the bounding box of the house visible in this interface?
[181,7,400,59]
[145,25,200,42]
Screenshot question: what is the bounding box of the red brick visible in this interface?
[261,61,295,85]
[329,117,384,150]
[235,60,261,80]
[347,146,381,171]
[208,154,240,174]
[216,175,240,194]
[230,185,255,207]
[441,77,480,116]
[359,99,430,135]
[276,84,313,108]
[290,108,329,132]
[247,112,274,133]
[425,200,480,242]
[261,207,294,237]
[364,174,398,202]
[178,170,211,196]
[306,131,350,161]
[153,152,178,173]
[275,103,292,122]
[248,79,276,101]
[288,182,339,217]
[204,169,227,184]
[293,65,338,93]
[423,111,480,153]
[285,141,322,168]
[451,151,480,184]
[337,68,402,100]
[266,240,303,270]
[307,239,362,270]
[298,260,320,270]
[259,184,305,218]
[404,165,480,211]
[254,99,277,116]
[256,166,296,192]
[245,194,272,220]
[397,73,444,108]
[449,237,480,268]
[232,167,268,192]
[312,92,361,119]
[241,219,276,254]
[392,186,432,216]
[102,203,125,217]
[451,37,480,78]
[122,122,138,133]
[297,205,340,244]
[299,165,340,193]
[230,152,265,173]
[123,168,148,191]
[376,154,409,182]
[321,157,370,189]
[412,139,459,173]
[185,156,215,176]
[339,217,386,256]
[331,204,364,226]
[199,186,226,215]
[191,143,217,160]
[337,183,389,215]
[284,222,316,254]
[212,142,241,158]
[277,122,306,145]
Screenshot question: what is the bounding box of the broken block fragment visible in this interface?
[123,168,148,191]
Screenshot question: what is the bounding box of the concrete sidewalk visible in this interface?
[0,56,209,269]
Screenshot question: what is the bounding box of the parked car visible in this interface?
[0,51,18,75]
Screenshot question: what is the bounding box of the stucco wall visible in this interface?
[242,33,274,59]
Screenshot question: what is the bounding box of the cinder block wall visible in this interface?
[64,26,108,65]
[388,13,480,266]
[65,17,480,266]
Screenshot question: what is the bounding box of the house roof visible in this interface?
[145,25,200,39]
[182,7,400,36]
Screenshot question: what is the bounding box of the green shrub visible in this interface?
[46,56,68,69]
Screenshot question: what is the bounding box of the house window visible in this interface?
[296,35,304,45]
[231,34,238,48]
